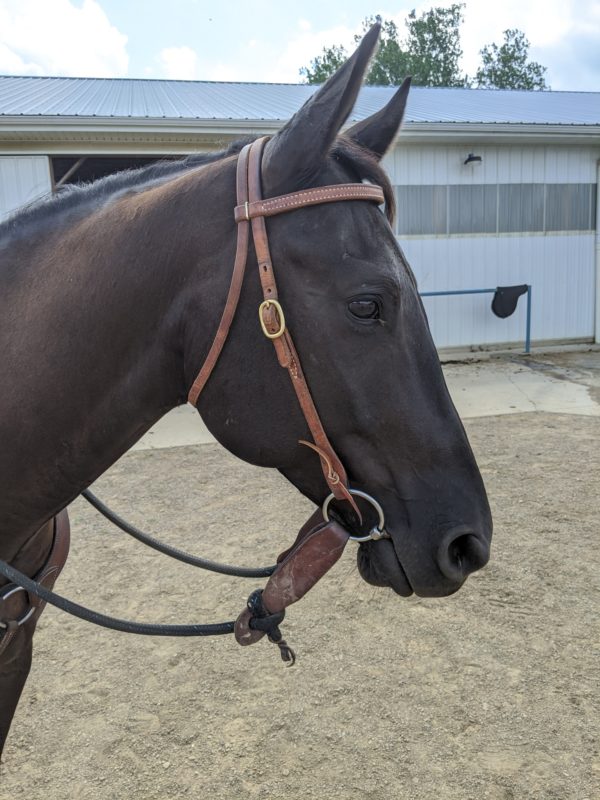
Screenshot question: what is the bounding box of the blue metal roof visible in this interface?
[0,75,599,126]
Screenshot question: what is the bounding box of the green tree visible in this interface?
[475,29,548,90]
[404,4,466,87]
[356,17,412,86]
[299,44,347,85]
[300,6,468,87]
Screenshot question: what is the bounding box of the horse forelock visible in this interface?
[330,136,395,225]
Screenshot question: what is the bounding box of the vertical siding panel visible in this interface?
[0,156,52,220]
[398,233,594,347]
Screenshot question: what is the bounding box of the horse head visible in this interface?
[188,23,492,598]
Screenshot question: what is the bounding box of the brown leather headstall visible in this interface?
[187,137,385,661]
[187,136,384,508]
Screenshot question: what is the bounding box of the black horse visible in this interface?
[0,24,492,755]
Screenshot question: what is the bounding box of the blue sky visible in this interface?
[1,0,599,90]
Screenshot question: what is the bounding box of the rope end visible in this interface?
[278,641,296,666]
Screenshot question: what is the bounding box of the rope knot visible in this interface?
[246,589,296,666]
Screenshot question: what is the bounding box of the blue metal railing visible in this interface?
[420,285,532,354]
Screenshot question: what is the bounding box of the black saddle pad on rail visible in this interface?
[491,285,528,318]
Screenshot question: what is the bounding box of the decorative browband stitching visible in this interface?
[234,183,384,222]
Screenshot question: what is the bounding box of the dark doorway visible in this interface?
[51,155,180,190]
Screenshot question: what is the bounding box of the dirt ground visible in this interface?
[1,412,599,800]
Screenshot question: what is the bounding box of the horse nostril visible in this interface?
[438,529,490,583]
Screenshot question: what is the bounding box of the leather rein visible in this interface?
[0,137,391,664]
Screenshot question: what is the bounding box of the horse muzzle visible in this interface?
[358,521,491,598]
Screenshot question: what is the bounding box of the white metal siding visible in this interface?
[0,156,51,221]
[403,234,595,347]
[383,144,599,348]
[384,145,599,185]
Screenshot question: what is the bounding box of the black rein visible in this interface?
[0,491,276,637]
[81,489,276,578]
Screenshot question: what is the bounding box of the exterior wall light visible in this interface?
[464,153,483,165]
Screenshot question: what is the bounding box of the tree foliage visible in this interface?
[356,17,412,86]
[299,8,549,90]
[475,29,548,90]
[299,44,347,85]
[404,5,465,87]
[300,6,467,87]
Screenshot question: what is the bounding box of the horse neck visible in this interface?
[0,159,235,540]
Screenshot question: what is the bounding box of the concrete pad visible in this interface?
[132,350,600,451]
[131,405,215,451]
[444,361,600,419]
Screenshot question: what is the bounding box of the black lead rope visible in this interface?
[81,489,276,579]
[0,558,235,636]
[0,560,291,653]
[246,589,296,665]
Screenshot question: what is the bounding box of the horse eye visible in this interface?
[348,298,380,320]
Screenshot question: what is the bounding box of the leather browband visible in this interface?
[234,183,385,223]
[188,136,385,508]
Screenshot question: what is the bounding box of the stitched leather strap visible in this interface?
[234,183,384,223]
[187,144,252,405]
[246,138,357,505]
[234,516,349,647]
[188,138,384,407]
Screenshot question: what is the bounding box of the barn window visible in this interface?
[395,185,446,235]
[545,183,593,231]
[449,185,497,234]
[51,155,179,190]
[498,184,545,233]
[394,182,596,236]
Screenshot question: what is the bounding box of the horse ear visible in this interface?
[345,77,411,161]
[261,23,381,195]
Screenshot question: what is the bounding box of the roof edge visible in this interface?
[1,117,599,150]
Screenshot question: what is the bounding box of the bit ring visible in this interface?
[322,489,389,542]
[0,585,35,628]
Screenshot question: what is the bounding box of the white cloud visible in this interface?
[158,18,358,85]
[157,46,200,80]
[177,18,362,84]
[200,61,243,82]
[0,0,128,77]
[263,23,359,82]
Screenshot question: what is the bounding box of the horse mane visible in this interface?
[0,135,394,244]
[0,139,251,244]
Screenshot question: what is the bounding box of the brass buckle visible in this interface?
[259,299,286,339]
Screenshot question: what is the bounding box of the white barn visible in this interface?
[1,76,599,351]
